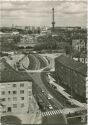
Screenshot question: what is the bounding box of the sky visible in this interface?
[0,0,87,27]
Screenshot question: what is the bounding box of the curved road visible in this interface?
[21,54,67,125]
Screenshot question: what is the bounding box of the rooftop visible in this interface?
[0,59,32,82]
[55,55,87,76]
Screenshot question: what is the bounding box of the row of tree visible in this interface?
[0,27,41,34]
[0,35,21,51]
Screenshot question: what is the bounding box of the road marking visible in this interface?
[41,110,62,117]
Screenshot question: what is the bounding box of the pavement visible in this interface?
[1,112,42,124]
[48,74,86,108]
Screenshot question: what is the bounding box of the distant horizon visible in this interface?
[1,1,87,27]
[0,25,86,28]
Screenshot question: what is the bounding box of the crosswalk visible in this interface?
[41,110,62,117]
[41,107,86,117]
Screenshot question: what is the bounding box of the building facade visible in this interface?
[72,39,86,52]
[73,54,87,64]
[0,81,32,114]
[55,55,87,102]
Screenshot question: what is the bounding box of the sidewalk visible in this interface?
[60,107,86,115]
[17,113,42,124]
[48,75,87,109]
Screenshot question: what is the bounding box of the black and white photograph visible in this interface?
[0,0,87,125]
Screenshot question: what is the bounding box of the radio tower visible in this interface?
[52,8,55,30]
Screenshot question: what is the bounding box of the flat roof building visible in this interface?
[55,55,87,102]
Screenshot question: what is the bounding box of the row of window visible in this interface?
[13,103,25,108]
[2,97,24,101]
[1,90,24,95]
[13,83,24,87]
[4,103,25,108]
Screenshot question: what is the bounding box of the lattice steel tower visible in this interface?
[52,8,55,30]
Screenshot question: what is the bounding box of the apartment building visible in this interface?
[0,81,32,114]
[55,55,87,102]
[72,39,86,52]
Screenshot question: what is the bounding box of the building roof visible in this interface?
[0,59,32,82]
[55,55,87,76]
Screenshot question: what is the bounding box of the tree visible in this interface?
[13,35,21,44]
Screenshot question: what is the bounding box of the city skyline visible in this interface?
[0,1,87,27]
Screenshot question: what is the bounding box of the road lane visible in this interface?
[20,54,67,124]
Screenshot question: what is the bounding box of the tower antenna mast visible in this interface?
[52,8,55,30]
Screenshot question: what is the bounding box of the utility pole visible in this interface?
[52,8,55,31]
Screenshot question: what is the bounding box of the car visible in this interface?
[49,104,53,109]
[47,94,53,100]
[48,96,51,99]
[42,90,44,93]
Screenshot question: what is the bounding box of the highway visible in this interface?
[20,54,67,125]
[28,54,40,70]
[28,54,85,125]
[41,72,76,108]
[32,81,62,111]
[26,54,64,108]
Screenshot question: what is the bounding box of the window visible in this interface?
[1,91,5,95]
[21,97,24,100]
[13,84,16,87]
[8,91,11,94]
[13,97,17,101]
[13,91,17,94]
[20,83,24,87]
[21,103,24,108]
[20,90,24,94]
[29,91,32,96]
[13,104,17,108]
[7,107,11,112]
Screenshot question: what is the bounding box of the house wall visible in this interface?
[55,59,86,102]
[1,81,32,113]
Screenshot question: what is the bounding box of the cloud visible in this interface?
[60,2,86,15]
[0,1,87,26]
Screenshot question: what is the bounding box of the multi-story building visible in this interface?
[55,55,87,102]
[0,60,41,124]
[72,39,86,52]
[73,53,87,64]
[0,81,32,114]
